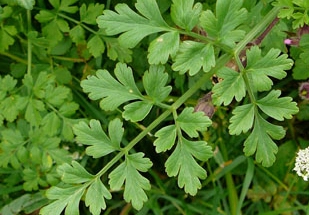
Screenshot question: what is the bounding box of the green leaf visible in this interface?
[273,0,294,19]
[0,129,24,168]
[154,125,177,153]
[57,161,94,184]
[40,185,86,215]
[80,3,105,25]
[41,112,61,136]
[59,0,78,14]
[199,0,247,47]
[123,101,153,122]
[81,63,142,111]
[229,104,255,135]
[25,98,45,127]
[212,67,246,106]
[109,153,152,210]
[73,119,122,158]
[257,90,299,121]
[245,46,293,92]
[87,34,105,58]
[0,28,15,51]
[85,178,112,215]
[0,75,17,93]
[176,107,212,138]
[244,114,285,167]
[148,31,180,64]
[171,0,202,31]
[59,102,79,117]
[293,54,309,80]
[0,95,26,122]
[104,37,132,62]
[15,0,35,10]
[143,65,172,102]
[172,41,215,75]
[70,25,85,44]
[45,85,70,107]
[97,0,169,48]
[165,137,213,195]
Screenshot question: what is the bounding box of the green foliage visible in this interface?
[274,0,309,28]
[0,0,307,214]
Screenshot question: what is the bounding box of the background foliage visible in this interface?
[0,0,309,214]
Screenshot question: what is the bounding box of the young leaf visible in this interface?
[154,125,177,153]
[40,185,86,215]
[147,31,180,64]
[57,161,94,184]
[170,0,202,31]
[257,90,299,121]
[176,107,212,138]
[81,63,142,111]
[172,41,215,75]
[245,46,293,92]
[229,103,255,135]
[80,3,105,25]
[244,114,285,167]
[109,153,153,210]
[143,65,172,102]
[58,0,79,14]
[165,137,213,195]
[85,177,112,215]
[199,0,247,47]
[212,67,246,106]
[73,119,122,158]
[87,34,105,58]
[97,0,170,48]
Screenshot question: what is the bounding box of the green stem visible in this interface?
[0,51,29,65]
[52,55,85,62]
[234,6,281,55]
[96,110,171,177]
[57,13,98,35]
[27,10,32,75]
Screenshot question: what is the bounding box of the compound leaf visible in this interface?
[73,119,122,158]
[57,161,94,184]
[109,153,152,210]
[154,125,177,153]
[200,0,247,47]
[172,41,215,75]
[170,0,202,31]
[165,137,212,195]
[212,67,246,106]
[245,46,293,92]
[257,90,299,121]
[177,107,212,138]
[97,0,169,48]
[143,65,172,102]
[229,103,255,135]
[81,63,142,111]
[85,178,112,215]
[148,31,179,64]
[244,114,285,167]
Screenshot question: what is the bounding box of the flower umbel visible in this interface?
[294,147,309,181]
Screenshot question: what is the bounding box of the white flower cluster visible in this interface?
[294,147,309,181]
